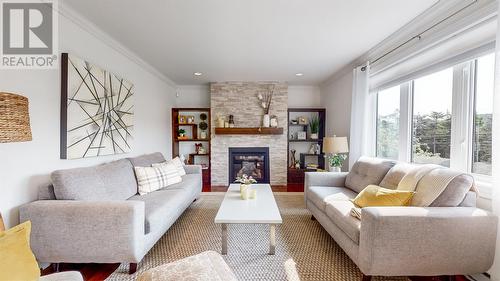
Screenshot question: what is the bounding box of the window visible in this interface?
[412,68,453,167]
[376,86,400,159]
[473,54,494,176]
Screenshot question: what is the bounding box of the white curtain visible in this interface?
[490,1,500,278]
[349,63,376,169]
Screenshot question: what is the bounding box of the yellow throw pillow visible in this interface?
[0,221,40,281]
[352,185,414,208]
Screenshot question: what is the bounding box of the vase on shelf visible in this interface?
[263,114,270,127]
[310,133,318,139]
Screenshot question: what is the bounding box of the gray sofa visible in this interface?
[19,152,202,273]
[305,157,497,280]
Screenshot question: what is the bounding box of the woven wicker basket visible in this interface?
[0,92,32,143]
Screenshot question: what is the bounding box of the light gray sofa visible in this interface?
[19,152,202,274]
[305,157,497,280]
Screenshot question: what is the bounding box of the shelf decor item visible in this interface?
[270,115,278,128]
[258,85,275,127]
[199,113,208,139]
[309,116,320,139]
[323,136,349,172]
[235,174,257,200]
[298,116,308,125]
[0,92,32,143]
[178,128,187,139]
[178,115,186,124]
[187,116,195,124]
[297,131,306,140]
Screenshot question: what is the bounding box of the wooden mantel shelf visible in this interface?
[215,127,284,135]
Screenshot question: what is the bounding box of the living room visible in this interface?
[1,0,500,280]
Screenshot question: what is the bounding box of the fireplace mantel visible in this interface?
[215,127,284,135]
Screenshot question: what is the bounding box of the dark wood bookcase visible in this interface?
[172,108,211,191]
[287,108,326,189]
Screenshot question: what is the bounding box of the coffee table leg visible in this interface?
[221,223,227,255]
[269,224,276,255]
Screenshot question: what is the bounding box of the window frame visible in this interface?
[374,49,494,198]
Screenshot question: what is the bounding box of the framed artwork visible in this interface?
[178,115,187,124]
[60,53,134,159]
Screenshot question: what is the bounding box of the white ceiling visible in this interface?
[64,0,438,85]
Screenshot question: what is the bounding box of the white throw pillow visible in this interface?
[134,162,182,195]
[153,157,186,176]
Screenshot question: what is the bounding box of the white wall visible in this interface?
[176,84,321,108]
[320,71,353,138]
[175,85,210,108]
[0,11,176,228]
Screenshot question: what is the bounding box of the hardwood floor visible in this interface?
[40,185,469,281]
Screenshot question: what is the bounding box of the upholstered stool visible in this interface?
[138,251,237,281]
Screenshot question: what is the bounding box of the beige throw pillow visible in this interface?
[153,157,186,176]
[135,162,182,195]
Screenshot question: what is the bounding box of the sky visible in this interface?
[377,53,495,116]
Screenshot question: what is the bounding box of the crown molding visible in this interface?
[321,0,497,87]
[56,3,177,88]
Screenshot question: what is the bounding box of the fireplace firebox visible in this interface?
[228,147,270,184]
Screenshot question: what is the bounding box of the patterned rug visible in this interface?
[106,193,407,281]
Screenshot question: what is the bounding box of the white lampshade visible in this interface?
[323,136,348,154]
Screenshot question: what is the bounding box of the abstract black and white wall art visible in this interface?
[60,53,134,159]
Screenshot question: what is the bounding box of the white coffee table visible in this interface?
[214,184,282,255]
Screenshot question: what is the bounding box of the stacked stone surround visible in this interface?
[210,82,288,186]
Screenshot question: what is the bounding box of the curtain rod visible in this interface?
[361,0,478,71]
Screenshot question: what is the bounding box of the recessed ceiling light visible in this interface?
[194,72,203,76]
[295,73,304,77]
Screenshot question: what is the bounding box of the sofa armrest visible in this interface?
[359,207,497,276]
[19,200,145,263]
[184,165,202,174]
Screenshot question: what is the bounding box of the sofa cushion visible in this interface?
[352,185,414,207]
[163,174,202,195]
[429,174,475,207]
[379,163,413,189]
[129,188,190,234]
[135,163,182,195]
[325,200,361,244]
[307,186,357,212]
[345,157,396,193]
[128,152,165,167]
[52,159,137,200]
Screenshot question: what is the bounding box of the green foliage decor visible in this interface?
[309,116,320,134]
[329,154,347,168]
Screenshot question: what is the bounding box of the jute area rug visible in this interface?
[106,193,407,281]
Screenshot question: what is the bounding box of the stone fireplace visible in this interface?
[228,147,270,184]
[210,82,288,186]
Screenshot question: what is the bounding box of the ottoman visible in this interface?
[138,251,237,281]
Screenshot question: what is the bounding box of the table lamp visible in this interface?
[323,135,348,172]
[0,92,32,143]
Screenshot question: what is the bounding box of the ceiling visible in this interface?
[64,0,438,85]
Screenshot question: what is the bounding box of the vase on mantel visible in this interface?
[263,114,270,127]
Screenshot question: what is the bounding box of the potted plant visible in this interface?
[178,128,186,139]
[328,154,347,172]
[258,85,275,127]
[235,174,257,200]
[309,116,320,139]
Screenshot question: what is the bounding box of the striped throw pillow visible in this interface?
[134,162,182,195]
[153,157,186,176]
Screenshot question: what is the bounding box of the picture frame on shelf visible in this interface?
[297,131,306,140]
[178,115,187,124]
